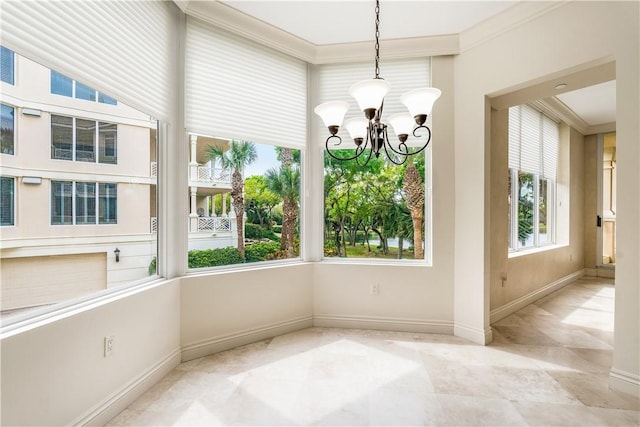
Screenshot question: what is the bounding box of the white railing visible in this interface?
[196,166,231,184]
[151,217,157,233]
[53,148,73,160]
[197,217,231,232]
[150,161,157,178]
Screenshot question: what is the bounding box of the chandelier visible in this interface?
[314,0,441,166]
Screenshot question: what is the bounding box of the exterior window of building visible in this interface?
[51,114,117,163]
[508,104,559,251]
[51,181,73,225]
[0,176,15,226]
[75,119,96,162]
[75,81,96,101]
[99,122,117,164]
[75,181,96,224]
[49,70,117,105]
[99,183,117,224]
[51,71,72,96]
[51,181,117,225]
[0,46,14,85]
[1,103,15,155]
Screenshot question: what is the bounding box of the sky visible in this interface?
[244,143,280,178]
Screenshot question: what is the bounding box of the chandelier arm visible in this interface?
[325,135,363,161]
[382,139,408,166]
[404,125,433,157]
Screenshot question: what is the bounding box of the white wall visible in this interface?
[180,263,314,361]
[0,280,181,426]
[455,0,639,390]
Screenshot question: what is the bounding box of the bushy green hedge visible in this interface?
[245,241,281,262]
[188,247,244,268]
[272,225,282,234]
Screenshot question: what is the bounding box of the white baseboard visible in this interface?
[76,348,181,426]
[454,323,493,345]
[312,314,454,335]
[610,368,640,397]
[490,269,585,324]
[585,267,615,278]
[181,315,313,362]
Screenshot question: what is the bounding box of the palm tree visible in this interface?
[402,162,424,259]
[265,165,300,257]
[207,140,257,257]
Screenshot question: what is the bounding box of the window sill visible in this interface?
[321,257,431,268]
[508,243,568,259]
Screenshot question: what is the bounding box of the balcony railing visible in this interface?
[195,166,231,184]
[196,217,231,233]
[150,161,157,178]
[151,217,157,233]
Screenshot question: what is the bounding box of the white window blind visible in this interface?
[185,17,307,149]
[316,58,431,147]
[0,1,176,121]
[508,104,559,179]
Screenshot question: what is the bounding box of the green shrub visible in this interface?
[148,256,157,275]
[188,247,244,268]
[244,223,264,240]
[273,225,282,234]
[245,241,281,262]
[245,223,280,242]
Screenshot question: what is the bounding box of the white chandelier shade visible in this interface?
[314,101,350,129]
[348,78,391,113]
[388,113,415,139]
[345,117,369,142]
[401,87,442,119]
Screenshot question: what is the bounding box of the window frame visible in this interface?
[1,103,15,155]
[0,176,15,226]
[0,46,15,85]
[51,114,117,164]
[508,104,559,253]
[51,180,117,226]
[49,70,118,105]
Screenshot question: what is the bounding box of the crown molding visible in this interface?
[175,0,459,64]
[460,1,569,53]
[179,0,316,62]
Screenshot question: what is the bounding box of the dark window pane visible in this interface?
[51,71,73,97]
[99,183,117,224]
[75,81,96,101]
[1,103,15,155]
[51,115,73,160]
[75,182,96,224]
[0,46,14,85]
[76,119,96,162]
[98,93,117,105]
[98,122,117,164]
[51,181,73,224]
[0,176,14,226]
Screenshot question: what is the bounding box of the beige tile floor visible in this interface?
[108,277,639,426]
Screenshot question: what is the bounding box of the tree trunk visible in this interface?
[397,234,404,259]
[412,214,423,259]
[283,197,297,256]
[231,169,245,257]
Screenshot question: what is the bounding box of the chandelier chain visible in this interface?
[374,0,380,79]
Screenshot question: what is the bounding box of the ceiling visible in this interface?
[217,0,616,130]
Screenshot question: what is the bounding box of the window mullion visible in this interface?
[534,175,540,247]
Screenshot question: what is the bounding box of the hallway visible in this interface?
[108,277,639,426]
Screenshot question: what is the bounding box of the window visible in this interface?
[186,135,301,269]
[51,181,117,225]
[51,71,72,96]
[508,104,559,251]
[0,46,14,84]
[50,70,117,105]
[0,176,15,226]
[51,115,117,164]
[1,103,15,155]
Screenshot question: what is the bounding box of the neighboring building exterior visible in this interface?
[0,49,159,311]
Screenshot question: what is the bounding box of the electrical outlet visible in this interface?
[371,283,379,296]
[104,336,115,357]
